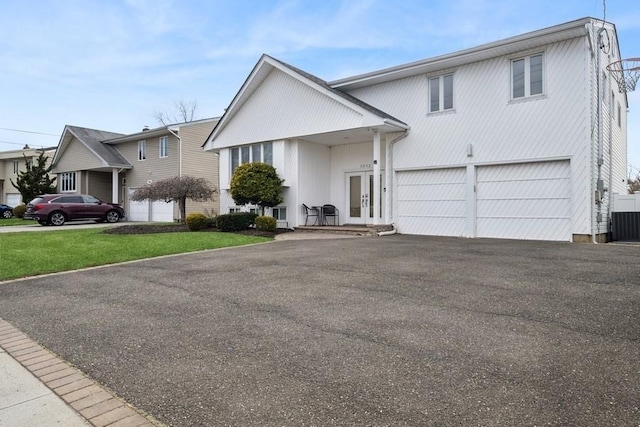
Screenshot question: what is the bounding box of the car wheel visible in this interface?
[49,211,66,226]
[105,210,121,223]
[2,210,12,219]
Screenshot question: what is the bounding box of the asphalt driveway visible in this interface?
[0,235,638,426]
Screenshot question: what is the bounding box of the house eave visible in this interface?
[331,17,593,90]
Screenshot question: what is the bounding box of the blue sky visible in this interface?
[1,0,639,176]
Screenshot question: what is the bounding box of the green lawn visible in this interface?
[0,218,34,226]
[0,228,271,281]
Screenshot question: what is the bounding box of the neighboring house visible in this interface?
[0,146,57,206]
[52,118,219,221]
[203,17,628,242]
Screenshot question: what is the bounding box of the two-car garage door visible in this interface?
[127,189,175,222]
[396,160,571,241]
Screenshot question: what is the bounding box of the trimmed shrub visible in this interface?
[255,216,277,232]
[12,204,26,218]
[216,212,258,232]
[185,213,210,231]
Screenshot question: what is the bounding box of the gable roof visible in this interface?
[53,125,132,169]
[203,54,409,150]
[104,117,220,145]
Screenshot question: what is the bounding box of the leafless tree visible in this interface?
[628,174,640,194]
[154,99,199,126]
[131,175,216,222]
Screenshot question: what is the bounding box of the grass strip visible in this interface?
[0,228,270,280]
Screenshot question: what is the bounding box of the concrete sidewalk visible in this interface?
[0,319,159,427]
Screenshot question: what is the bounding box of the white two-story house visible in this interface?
[203,17,628,242]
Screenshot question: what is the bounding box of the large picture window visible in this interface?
[230,142,273,174]
[429,74,454,113]
[60,172,77,192]
[512,53,544,99]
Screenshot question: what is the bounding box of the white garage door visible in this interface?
[396,168,466,236]
[6,193,21,207]
[150,201,174,222]
[476,161,571,241]
[127,189,174,222]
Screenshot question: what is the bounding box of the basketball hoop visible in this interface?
[606,58,640,93]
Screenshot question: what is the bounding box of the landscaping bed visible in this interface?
[104,223,287,238]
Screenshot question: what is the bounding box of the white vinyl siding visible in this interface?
[60,172,77,192]
[512,53,544,99]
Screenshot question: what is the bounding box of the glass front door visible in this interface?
[346,171,382,224]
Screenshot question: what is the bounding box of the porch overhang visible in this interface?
[203,54,409,152]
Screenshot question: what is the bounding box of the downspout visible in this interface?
[594,26,605,243]
[380,131,409,237]
[167,127,182,176]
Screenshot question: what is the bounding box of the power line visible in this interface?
[0,127,60,137]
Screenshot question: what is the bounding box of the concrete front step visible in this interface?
[295,224,394,235]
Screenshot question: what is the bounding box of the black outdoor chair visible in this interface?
[302,204,320,225]
[322,204,339,226]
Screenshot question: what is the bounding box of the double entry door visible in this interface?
[346,171,382,224]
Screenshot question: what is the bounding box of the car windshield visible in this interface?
[29,198,44,205]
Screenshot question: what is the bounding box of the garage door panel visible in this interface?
[477,178,570,199]
[476,161,571,241]
[151,200,174,222]
[477,198,570,218]
[397,168,466,236]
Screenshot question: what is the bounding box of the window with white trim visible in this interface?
[617,102,622,128]
[159,136,168,158]
[230,142,273,174]
[429,74,454,113]
[138,140,146,161]
[60,172,77,192]
[272,207,286,221]
[12,160,19,174]
[512,53,544,99]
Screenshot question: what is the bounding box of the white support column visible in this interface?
[384,135,393,224]
[372,130,381,225]
[111,168,119,204]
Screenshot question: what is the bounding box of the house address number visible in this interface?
[360,163,372,169]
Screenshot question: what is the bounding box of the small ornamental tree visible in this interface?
[10,152,57,204]
[629,174,640,194]
[230,163,284,215]
[130,175,216,223]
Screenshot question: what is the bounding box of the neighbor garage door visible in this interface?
[127,189,174,222]
[396,167,466,236]
[476,160,571,241]
[6,193,21,207]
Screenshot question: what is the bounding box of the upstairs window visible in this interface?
[60,172,77,192]
[429,74,454,113]
[13,160,19,174]
[512,53,544,99]
[138,141,146,161]
[230,142,273,174]
[159,136,168,158]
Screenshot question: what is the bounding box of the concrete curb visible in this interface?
[0,318,164,427]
